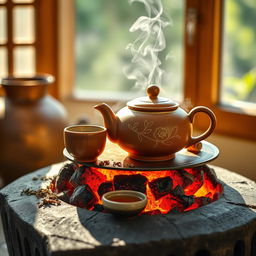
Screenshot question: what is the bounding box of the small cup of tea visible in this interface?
[102,190,147,216]
[64,125,107,162]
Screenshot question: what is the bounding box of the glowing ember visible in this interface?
[52,164,223,215]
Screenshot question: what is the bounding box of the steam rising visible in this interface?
[124,0,171,89]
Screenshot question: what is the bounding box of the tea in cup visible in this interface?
[64,125,107,162]
[102,190,148,216]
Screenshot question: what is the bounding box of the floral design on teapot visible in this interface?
[128,120,181,148]
[95,85,216,161]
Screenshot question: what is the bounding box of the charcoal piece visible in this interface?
[149,176,173,200]
[57,191,71,204]
[179,169,194,188]
[171,185,194,208]
[169,170,194,189]
[70,185,97,209]
[93,204,105,212]
[186,166,205,182]
[55,163,77,192]
[172,194,194,209]
[114,174,147,193]
[172,185,185,197]
[187,196,212,211]
[206,166,219,186]
[185,166,205,184]
[179,195,195,208]
[69,166,87,188]
[83,167,106,189]
[196,196,212,206]
[97,182,114,198]
[168,207,180,214]
[184,167,204,195]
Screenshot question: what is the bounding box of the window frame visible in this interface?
[0,0,58,97]
[36,0,59,97]
[184,0,256,141]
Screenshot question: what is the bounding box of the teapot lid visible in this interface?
[127,85,179,112]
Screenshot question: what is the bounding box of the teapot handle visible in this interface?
[186,106,216,148]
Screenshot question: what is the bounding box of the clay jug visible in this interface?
[0,74,68,185]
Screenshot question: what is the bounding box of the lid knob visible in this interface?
[147,85,160,100]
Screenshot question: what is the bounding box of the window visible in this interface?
[62,0,256,140]
[1,0,256,140]
[184,0,256,140]
[0,0,58,97]
[74,0,184,101]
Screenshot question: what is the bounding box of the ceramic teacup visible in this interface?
[64,125,107,162]
[102,190,148,216]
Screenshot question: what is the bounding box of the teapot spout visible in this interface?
[94,103,118,142]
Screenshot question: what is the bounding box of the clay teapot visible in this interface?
[95,85,216,162]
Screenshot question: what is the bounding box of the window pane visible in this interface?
[0,0,6,3]
[0,47,7,78]
[75,0,184,100]
[221,0,256,107]
[0,7,7,44]
[13,6,35,44]
[14,46,35,76]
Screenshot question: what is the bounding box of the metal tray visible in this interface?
[63,140,219,171]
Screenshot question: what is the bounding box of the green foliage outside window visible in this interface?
[75,0,256,105]
[75,0,184,99]
[222,0,256,104]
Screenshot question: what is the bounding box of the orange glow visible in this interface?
[53,165,223,215]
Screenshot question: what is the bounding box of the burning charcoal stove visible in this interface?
[149,176,173,200]
[70,184,97,209]
[55,163,77,192]
[52,162,222,214]
[1,163,256,256]
[97,181,114,198]
[114,174,147,193]
[69,166,87,187]
[51,163,224,215]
